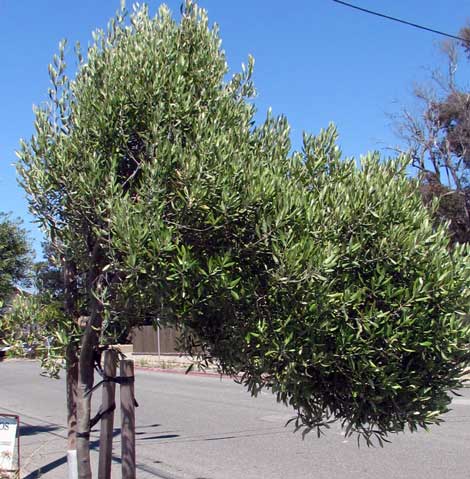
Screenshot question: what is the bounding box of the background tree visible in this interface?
[33,241,65,301]
[0,212,32,310]
[0,238,78,430]
[394,28,470,244]
[17,2,470,478]
[0,291,73,376]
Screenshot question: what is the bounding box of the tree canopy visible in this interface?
[0,212,32,308]
[16,2,470,468]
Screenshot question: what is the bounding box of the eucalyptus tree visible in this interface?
[394,29,470,245]
[17,2,470,478]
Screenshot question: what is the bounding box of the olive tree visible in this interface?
[17,2,291,476]
[1,292,71,374]
[192,125,470,444]
[1,240,76,375]
[17,2,470,477]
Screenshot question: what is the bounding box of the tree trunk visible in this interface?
[76,244,104,479]
[64,259,79,479]
[77,322,98,479]
[66,344,79,479]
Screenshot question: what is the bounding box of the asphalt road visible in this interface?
[1,360,469,479]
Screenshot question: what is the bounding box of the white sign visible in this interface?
[0,415,18,472]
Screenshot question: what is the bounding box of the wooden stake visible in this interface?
[120,359,136,479]
[98,350,117,479]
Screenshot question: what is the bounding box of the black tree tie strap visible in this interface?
[113,376,135,385]
[85,375,135,397]
[89,403,116,429]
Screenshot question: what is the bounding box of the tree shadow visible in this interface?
[23,454,68,478]
[23,430,121,478]
[22,422,182,478]
[20,424,61,436]
[139,434,180,440]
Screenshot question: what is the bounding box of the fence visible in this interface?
[132,326,179,355]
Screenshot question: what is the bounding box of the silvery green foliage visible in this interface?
[1,293,71,377]
[17,2,470,444]
[242,129,470,444]
[179,122,470,445]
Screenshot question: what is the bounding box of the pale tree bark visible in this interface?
[76,245,104,479]
[66,344,79,479]
[64,259,79,479]
[76,324,98,479]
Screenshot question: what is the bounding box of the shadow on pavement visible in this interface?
[22,431,119,479]
[140,434,180,440]
[20,424,61,436]
[23,454,68,479]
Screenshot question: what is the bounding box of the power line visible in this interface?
[332,0,467,42]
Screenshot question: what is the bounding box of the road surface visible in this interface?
[1,360,469,478]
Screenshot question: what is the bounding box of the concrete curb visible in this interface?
[134,364,234,379]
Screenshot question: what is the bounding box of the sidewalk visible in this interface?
[18,415,166,479]
[11,356,218,479]
[132,353,196,371]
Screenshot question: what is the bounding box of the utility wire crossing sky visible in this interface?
[332,0,467,42]
[1,0,468,256]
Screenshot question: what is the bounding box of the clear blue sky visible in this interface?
[1,0,469,257]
